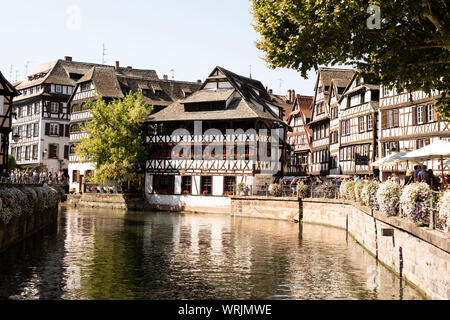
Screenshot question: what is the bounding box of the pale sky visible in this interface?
[0,0,320,96]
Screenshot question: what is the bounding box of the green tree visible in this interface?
[76,90,153,184]
[7,154,17,172]
[251,0,449,119]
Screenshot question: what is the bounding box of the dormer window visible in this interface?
[80,82,91,92]
[55,85,62,93]
[155,90,162,97]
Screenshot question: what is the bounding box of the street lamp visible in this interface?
[12,134,20,143]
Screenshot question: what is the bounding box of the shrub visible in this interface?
[268,184,281,197]
[345,182,356,200]
[361,181,380,209]
[438,190,450,232]
[297,183,309,199]
[354,180,368,203]
[377,181,402,216]
[400,182,433,225]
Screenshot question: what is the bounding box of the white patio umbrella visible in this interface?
[400,140,450,187]
[372,151,409,167]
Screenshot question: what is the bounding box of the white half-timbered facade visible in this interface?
[378,87,450,180]
[0,72,20,175]
[286,95,313,176]
[67,62,202,192]
[145,66,286,204]
[309,67,354,176]
[9,57,105,174]
[338,74,380,175]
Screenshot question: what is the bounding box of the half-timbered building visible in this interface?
[309,67,355,176]
[67,61,201,192]
[338,74,380,175]
[328,78,353,176]
[286,94,313,176]
[9,57,105,174]
[144,66,286,210]
[378,87,450,180]
[0,72,20,175]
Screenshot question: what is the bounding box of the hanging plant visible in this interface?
[376,181,402,216]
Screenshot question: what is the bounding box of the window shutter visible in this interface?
[64,145,69,159]
[45,123,50,136]
[65,124,70,137]
[381,111,387,129]
[59,103,63,114]
[412,106,417,125]
[59,124,64,136]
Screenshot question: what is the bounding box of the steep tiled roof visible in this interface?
[0,72,20,96]
[147,66,285,124]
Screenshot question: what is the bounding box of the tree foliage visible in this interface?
[76,91,153,184]
[7,154,17,172]
[251,0,450,119]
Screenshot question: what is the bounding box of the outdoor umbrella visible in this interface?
[400,140,450,187]
[372,151,410,167]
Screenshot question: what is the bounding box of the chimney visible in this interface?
[268,89,273,95]
[287,89,292,102]
[197,79,202,84]
[64,56,72,62]
[115,61,120,71]
[291,89,296,103]
[126,66,132,70]
[163,75,168,80]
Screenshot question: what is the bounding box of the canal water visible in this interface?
[0,207,424,300]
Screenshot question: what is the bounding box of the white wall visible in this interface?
[174,175,182,195]
[212,176,224,196]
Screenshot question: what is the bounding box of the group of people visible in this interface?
[8,169,67,185]
[400,165,447,190]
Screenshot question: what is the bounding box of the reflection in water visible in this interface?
[0,207,424,300]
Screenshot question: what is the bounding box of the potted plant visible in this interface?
[237,183,247,196]
[202,190,210,196]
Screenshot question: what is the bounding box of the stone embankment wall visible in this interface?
[231,196,301,221]
[69,193,146,211]
[303,199,449,300]
[0,207,58,253]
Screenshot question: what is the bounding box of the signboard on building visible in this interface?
[355,153,369,166]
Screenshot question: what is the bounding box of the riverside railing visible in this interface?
[234,183,341,199]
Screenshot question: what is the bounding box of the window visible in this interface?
[34,102,40,114]
[155,90,163,97]
[33,123,39,137]
[64,145,69,159]
[392,109,399,127]
[49,144,58,159]
[358,117,365,133]
[27,105,32,116]
[416,139,430,149]
[80,82,91,91]
[181,176,192,195]
[32,145,38,160]
[153,175,175,194]
[367,114,373,131]
[69,144,77,155]
[50,123,59,136]
[201,176,212,195]
[17,147,22,161]
[417,106,424,124]
[350,94,361,107]
[51,102,59,113]
[72,170,79,183]
[26,124,32,138]
[224,176,236,195]
[25,146,31,160]
[426,104,434,123]
[55,85,62,93]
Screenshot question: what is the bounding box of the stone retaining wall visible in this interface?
[76,193,146,211]
[303,199,449,300]
[231,196,301,221]
[0,207,59,253]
